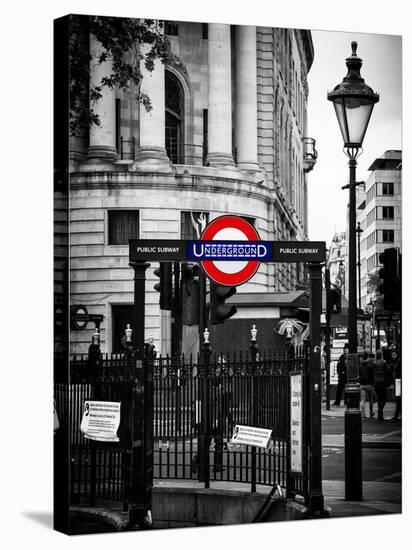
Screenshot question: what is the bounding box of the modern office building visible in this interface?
[356,150,402,310]
[68,19,316,354]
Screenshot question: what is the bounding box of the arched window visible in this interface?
[165,71,184,164]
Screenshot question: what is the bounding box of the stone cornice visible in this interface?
[69,169,274,205]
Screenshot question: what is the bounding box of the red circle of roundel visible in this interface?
[200,215,260,286]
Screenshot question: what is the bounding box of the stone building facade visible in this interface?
[327,231,347,297]
[69,20,316,354]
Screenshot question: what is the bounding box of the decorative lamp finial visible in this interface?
[93,326,100,345]
[351,41,358,56]
[125,323,132,343]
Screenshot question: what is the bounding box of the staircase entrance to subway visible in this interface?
[54,227,326,531]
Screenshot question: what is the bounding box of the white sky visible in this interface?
[1,1,411,549]
[307,30,402,243]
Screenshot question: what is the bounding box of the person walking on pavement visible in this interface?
[333,343,348,407]
[359,351,375,418]
[390,349,401,421]
[373,349,392,421]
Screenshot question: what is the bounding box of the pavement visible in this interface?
[322,400,401,449]
[322,481,401,517]
[320,400,401,518]
[70,401,402,531]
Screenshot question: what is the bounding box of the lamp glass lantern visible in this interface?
[327,41,379,149]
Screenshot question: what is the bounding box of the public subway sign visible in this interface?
[129,239,186,262]
[129,215,326,286]
[290,372,303,474]
[270,241,326,263]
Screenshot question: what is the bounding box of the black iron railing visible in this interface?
[118,137,239,168]
[166,138,207,166]
[54,347,310,511]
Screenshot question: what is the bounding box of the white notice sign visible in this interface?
[230,425,272,449]
[290,373,303,473]
[80,401,121,442]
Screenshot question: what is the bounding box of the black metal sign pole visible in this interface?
[129,260,151,529]
[307,261,327,516]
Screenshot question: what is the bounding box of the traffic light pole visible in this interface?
[172,262,181,357]
[356,222,363,310]
[199,271,207,345]
[325,268,331,411]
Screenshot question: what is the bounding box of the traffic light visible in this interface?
[378,248,400,312]
[210,283,237,324]
[329,287,341,314]
[182,263,200,325]
[153,262,173,310]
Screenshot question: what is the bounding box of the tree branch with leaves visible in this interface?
[366,270,381,296]
[69,16,180,136]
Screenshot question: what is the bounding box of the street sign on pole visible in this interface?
[290,372,303,473]
[127,217,327,518]
[230,425,272,449]
[80,401,121,442]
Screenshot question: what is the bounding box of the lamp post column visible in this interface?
[328,40,378,504]
[345,157,362,501]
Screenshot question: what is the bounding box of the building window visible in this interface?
[181,211,209,240]
[381,206,394,220]
[366,185,376,203]
[381,182,394,195]
[108,210,139,245]
[366,208,376,226]
[165,71,184,164]
[367,255,377,271]
[367,231,376,249]
[111,304,133,353]
[202,23,208,39]
[381,229,394,243]
[240,216,256,228]
[164,21,179,36]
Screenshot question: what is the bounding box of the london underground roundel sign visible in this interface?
[200,215,260,286]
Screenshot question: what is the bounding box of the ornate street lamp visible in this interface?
[328,41,379,501]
